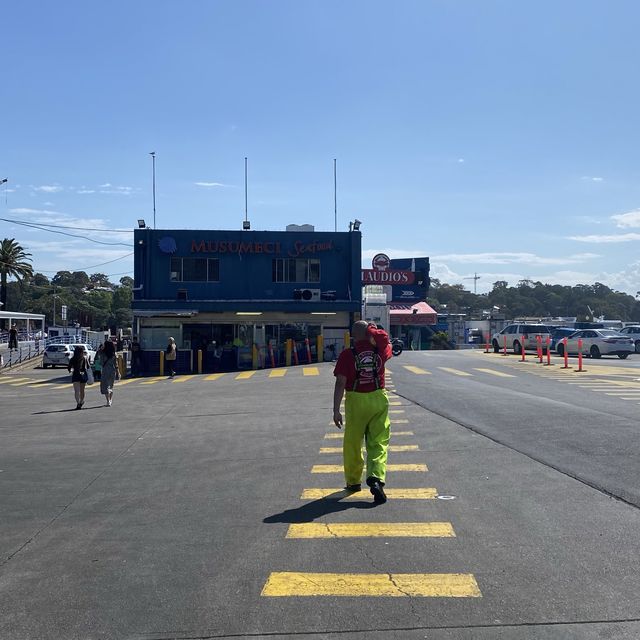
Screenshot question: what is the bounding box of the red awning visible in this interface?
[389,301,438,326]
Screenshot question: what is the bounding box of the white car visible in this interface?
[42,343,96,368]
[619,326,640,354]
[556,329,635,359]
[491,323,552,354]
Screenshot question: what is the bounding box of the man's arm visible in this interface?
[367,324,393,361]
[333,375,347,428]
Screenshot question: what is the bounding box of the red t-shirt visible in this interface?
[333,326,392,392]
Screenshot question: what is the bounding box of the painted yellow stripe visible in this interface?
[269,369,287,378]
[236,371,257,380]
[311,463,427,473]
[605,391,640,396]
[320,445,419,454]
[205,373,225,381]
[473,368,515,378]
[286,522,454,538]
[389,409,405,414]
[393,419,409,424]
[171,375,196,383]
[27,383,54,388]
[324,430,414,439]
[10,380,39,386]
[439,367,472,377]
[139,376,166,385]
[402,365,431,375]
[52,384,72,389]
[301,487,437,500]
[261,572,480,597]
[389,401,403,406]
[0,377,31,384]
[303,367,319,376]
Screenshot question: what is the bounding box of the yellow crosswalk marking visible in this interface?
[311,463,427,473]
[262,572,480,597]
[9,379,39,386]
[236,371,257,380]
[473,368,515,378]
[27,383,53,388]
[389,401,403,406]
[389,409,405,414]
[303,367,319,376]
[269,369,287,378]
[115,378,138,386]
[393,419,409,424]
[205,373,225,381]
[438,367,472,377]
[402,365,430,375]
[0,377,30,384]
[171,375,196,383]
[301,487,437,500]
[319,445,419,454]
[324,430,414,439]
[286,522,454,538]
[52,384,71,390]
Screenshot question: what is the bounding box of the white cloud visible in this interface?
[195,181,231,188]
[611,209,640,229]
[76,189,96,194]
[568,233,640,243]
[99,183,112,188]
[457,158,465,163]
[99,185,133,195]
[581,176,604,182]
[34,184,63,193]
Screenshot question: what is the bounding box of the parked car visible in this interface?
[556,329,634,359]
[42,343,96,368]
[492,323,552,354]
[619,326,640,353]
[550,327,576,352]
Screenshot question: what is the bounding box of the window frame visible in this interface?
[170,257,220,283]
[272,258,321,283]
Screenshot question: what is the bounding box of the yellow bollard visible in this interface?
[344,331,351,351]
[118,354,126,379]
[252,344,259,370]
[197,349,203,374]
[317,335,324,362]
[285,339,292,367]
[159,350,165,376]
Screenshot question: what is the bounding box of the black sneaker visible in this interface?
[345,484,361,492]
[368,478,387,504]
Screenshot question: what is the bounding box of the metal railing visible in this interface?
[0,342,44,369]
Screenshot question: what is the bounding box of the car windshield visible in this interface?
[598,329,621,337]
[47,345,68,352]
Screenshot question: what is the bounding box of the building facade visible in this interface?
[132,228,361,370]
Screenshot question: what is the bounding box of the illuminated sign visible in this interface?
[362,253,415,284]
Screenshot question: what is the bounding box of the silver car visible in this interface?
[619,326,640,353]
[42,344,74,368]
[557,329,634,359]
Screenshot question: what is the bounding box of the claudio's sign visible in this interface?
[361,253,415,285]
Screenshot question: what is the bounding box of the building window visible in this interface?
[170,258,219,282]
[272,258,320,283]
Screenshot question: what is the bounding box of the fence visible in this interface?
[0,342,44,370]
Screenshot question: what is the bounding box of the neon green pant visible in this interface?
[343,389,390,486]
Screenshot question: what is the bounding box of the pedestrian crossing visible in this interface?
[261,370,482,600]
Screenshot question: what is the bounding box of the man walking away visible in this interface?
[333,321,393,504]
[8,324,18,350]
[131,336,142,377]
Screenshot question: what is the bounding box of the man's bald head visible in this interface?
[352,321,369,342]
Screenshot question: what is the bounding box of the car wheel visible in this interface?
[557,344,564,357]
[513,340,522,355]
[618,353,629,359]
[492,340,500,353]
[590,345,601,359]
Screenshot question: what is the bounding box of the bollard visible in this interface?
[285,339,292,367]
[484,337,490,354]
[344,330,351,351]
[502,335,508,356]
[317,335,324,362]
[252,344,259,370]
[305,337,312,364]
[118,354,126,379]
[293,342,299,366]
[159,350,165,376]
[562,337,569,368]
[576,338,585,372]
[520,335,526,361]
[197,349,203,374]
[268,341,275,368]
[544,336,553,366]
[537,335,543,364]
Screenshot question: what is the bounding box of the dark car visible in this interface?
[550,327,576,352]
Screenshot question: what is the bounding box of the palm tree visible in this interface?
[0,238,34,327]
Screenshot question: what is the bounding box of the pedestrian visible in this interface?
[130,336,142,377]
[98,340,119,406]
[68,345,90,410]
[165,337,177,377]
[8,324,18,350]
[332,321,393,504]
[94,344,104,381]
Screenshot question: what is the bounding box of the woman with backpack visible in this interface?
[99,340,119,406]
[68,345,90,410]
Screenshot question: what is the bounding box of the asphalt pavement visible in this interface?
[1,353,640,639]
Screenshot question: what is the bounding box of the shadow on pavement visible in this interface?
[32,406,104,415]
[264,491,377,523]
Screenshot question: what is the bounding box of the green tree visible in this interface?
[0,238,34,325]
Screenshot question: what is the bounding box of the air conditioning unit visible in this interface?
[293,288,321,301]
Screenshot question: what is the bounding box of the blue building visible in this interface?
[132,227,361,369]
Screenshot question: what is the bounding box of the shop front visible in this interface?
[132,227,361,372]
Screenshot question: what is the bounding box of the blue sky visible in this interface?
[2,1,640,294]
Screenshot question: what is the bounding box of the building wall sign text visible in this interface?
[190,239,334,257]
